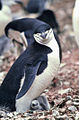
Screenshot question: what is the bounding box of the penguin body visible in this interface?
[72,0,79,47]
[0,18,62,112]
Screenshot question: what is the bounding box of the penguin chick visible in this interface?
[1,18,61,113]
[37,10,60,34]
[30,96,50,111]
[72,0,79,47]
[15,0,47,14]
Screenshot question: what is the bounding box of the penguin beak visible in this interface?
[34,28,53,45]
[40,33,47,39]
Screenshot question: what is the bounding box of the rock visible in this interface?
[52,110,60,117]
[23,113,29,117]
[7,112,13,118]
[73,99,79,106]
[59,108,66,113]
[66,100,72,105]
[56,114,69,120]
[75,112,79,120]
[73,102,79,106]
[58,88,73,95]
[0,110,7,118]
[13,111,19,116]
[66,96,72,100]
[68,106,77,112]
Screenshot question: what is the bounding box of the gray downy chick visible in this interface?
[30,96,50,111]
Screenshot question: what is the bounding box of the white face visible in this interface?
[34,28,53,45]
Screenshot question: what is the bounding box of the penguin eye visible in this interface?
[31,100,39,107]
[32,102,38,107]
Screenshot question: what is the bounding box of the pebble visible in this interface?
[23,113,29,117]
[13,111,19,116]
[73,102,79,106]
[7,112,13,118]
[73,99,79,106]
[66,96,72,100]
[75,112,79,120]
[66,100,72,105]
[56,114,69,120]
[0,110,7,118]
[68,106,77,112]
[59,108,66,113]
[58,88,73,95]
[52,110,60,117]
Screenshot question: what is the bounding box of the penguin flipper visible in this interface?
[16,61,41,99]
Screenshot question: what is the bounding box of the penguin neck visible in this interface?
[45,33,61,62]
[45,34,59,53]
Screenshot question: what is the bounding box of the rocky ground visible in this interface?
[0,0,79,119]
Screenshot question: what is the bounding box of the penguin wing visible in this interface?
[16,52,48,99]
[16,61,43,99]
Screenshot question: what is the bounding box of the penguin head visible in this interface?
[34,28,53,46]
[30,100,41,110]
